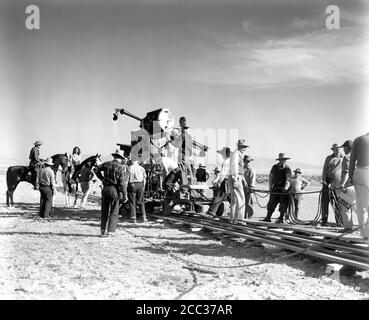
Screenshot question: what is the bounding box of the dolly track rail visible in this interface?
[150,212,369,270]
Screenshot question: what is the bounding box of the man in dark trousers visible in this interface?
[262,153,292,224]
[29,140,43,189]
[127,157,147,223]
[36,157,56,219]
[195,164,209,195]
[94,149,126,237]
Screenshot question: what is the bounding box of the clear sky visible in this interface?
[0,0,368,168]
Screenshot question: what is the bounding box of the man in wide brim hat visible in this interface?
[111,149,126,160]
[275,153,291,161]
[217,147,231,158]
[213,167,220,173]
[236,139,249,149]
[330,143,340,151]
[293,168,302,174]
[34,140,43,146]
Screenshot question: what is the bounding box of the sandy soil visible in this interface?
[0,171,368,300]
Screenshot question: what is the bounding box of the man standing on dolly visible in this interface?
[261,153,292,224]
[229,139,249,223]
[94,149,126,237]
[349,132,369,240]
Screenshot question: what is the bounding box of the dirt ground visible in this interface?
[0,172,369,300]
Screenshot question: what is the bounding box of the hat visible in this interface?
[275,153,291,161]
[339,140,353,149]
[111,149,125,159]
[199,164,206,168]
[243,155,254,162]
[217,147,231,157]
[331,143,340,150]
[44,157,53,166]
[213,167,220,173]
[179,116,189,129]
[237,139,249,148]
[294,168,302,174]
[34,140,43,146]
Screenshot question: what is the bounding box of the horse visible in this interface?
[61,153,101,206]
[6,153,69,206]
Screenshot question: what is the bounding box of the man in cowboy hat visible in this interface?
[94,149,128,236]
[336,140,354,231]
[349,133,369,239]
[207,147,231,216]
[320,143,343,226]
[262,153,292,223]
[176,116,194,184]
[243,155,256,219]
[229,139,249,222]
[290,168,310,219]
[29,140,44,189]
[36,157,56,219]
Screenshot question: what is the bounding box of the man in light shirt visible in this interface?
[290,168,309,219]
[229,140,249,222]
[349,132,369,240]
[36,157,56,219]
[127,158,147,223]
[243,155,256,219]
[320,143,343,226]
[207,147,231,216]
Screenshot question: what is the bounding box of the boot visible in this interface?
[261,211,273,222]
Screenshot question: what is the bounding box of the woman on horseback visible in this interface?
[68,146,81,178]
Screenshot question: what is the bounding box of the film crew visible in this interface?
[320,143,343,227]
[229,139,249,223]
[262,153,292,224]
[290,168,310,218]
[29,140,44,189]
[127,157,147,223]
[243,155,256,219]
[349,133,369,240]
[94,149,127,237]
[36,157,56,219]
[207,147,231,216]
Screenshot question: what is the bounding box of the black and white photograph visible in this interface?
[0,0,368,303]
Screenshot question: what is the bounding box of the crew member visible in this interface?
[243,155,256,219]
[262,153,292,224]
[349,133,369,240]
[36,157,56,219]
[229,139,249,222]
[320,143,343,226]
[94,149,126,236]
[290,168,310,218]
[127,157,147,223]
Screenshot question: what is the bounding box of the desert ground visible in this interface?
[0,169,368,300]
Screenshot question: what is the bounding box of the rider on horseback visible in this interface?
[68,146,81,179]
[29,140,43,188]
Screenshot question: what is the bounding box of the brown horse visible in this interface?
[6,153,69,206]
